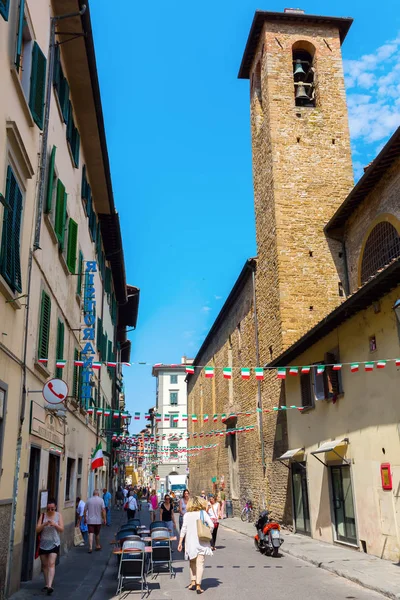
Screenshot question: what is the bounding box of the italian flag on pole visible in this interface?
[204,366,214,378]
[241,368,251,380]
[91,442,104,470]
[223,367,232,379]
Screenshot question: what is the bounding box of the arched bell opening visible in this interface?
[292,41,316,107]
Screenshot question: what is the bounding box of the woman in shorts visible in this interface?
[36,498,64,595]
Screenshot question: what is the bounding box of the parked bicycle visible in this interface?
[240,499,253,522]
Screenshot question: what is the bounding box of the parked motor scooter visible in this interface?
[254,510,284,557]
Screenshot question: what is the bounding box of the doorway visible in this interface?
[47,453,60,504]
[291,462,311,535]
[330,465,357,544]
[21,447,41,581]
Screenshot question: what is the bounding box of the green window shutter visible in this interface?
[45,145,56,214]
[60,77,69,123]
[96,317,102,352]
[66,218,78,274]
[105,267,112,294]
[54,179,67,249]
[0,0,10,21]
[29,42,47,129]
[72,126,80,168]
[76,250,83,295]
[38,290,51,360]
[15,0,25,70]
[53,44,60,90]
[86,187,92,219]
[55,319,64,378]
[66,101,73,142]
[81,165,87,200]
[0,166,23,292]
[103,332,108,362]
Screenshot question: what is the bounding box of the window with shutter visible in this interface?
[312,367,325,401]
[105,267,112,294]
[38,290,51,361]
[55,319,64,378]
[76,251,83,296]
[0,166,23,292]
[81,165,88,201]
[96,317,102,352]
[66,219,78,273]
[29,41,47,129]
[324,350,343,399]
[300,373,313,408]
[45,146,56,214]
[15,0,25,70]
[54,179,67,249]
[71,127,80,168]
[0,0,10,21]
[103,332,108,362]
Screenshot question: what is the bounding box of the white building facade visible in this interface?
[152,358,192,497]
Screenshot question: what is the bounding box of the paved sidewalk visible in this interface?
[220,517,400,599]
[10,509,127,600]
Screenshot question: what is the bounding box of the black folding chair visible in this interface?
[149,520,167,531]
[148,529,174,577]
[116,540,148,597]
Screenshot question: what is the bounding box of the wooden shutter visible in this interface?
[15,0,25,70]
[54,179,67,249]
[105,267,112,294]
[300,373,312,408]
[0,166,23,292]
[324,351,340,399]
[103,332,108,362]
[76,250,83,295]
[60,77,69,123]
[38,290,51,360]
[29,42,47,129]
[72,126,80,167]
[0,0,10,21]
[66,218,78,273]
[55,319,64,378]
[45,146,56,214]
[81,165,87,200]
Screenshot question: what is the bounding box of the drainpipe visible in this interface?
[6,7,86,597]
[251,265,266,475]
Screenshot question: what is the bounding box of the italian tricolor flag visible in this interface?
[223,367,232,379]
[104,409,111,417]
[74,359,84,367]
[113,411,120,419]
[221,414,227,423]
[204,414,209,422]
[173,415,179,422]
[186,365,195,374]
[155,414,162,422]
[182,414,188,421]
[350,363,359,372]
[376,361,386,369]
[134,412,140,419]
[204,366,214,378]
[396,359,400,367]
[277,368,286,380]
[91,442,104,470]
[106,362,117,368]
[121,412,130,419]
[301,366,310,374]
[365,362,374,372]
[213,414,218,422]
[192,414,198,422]
[38,358,48,364]
[92,362,101,370]
[241,368,251,380]
[56,360,66,369]
[96,408,103,416]
[332,364,342,371]
[87,407,94,415]
[289,367,299,376]
[255,367,264,380]
[317,365,325,375]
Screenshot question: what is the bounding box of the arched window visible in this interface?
[360,221,400,284]
[292,41,316,107]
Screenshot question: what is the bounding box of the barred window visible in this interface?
[361,222,400,284]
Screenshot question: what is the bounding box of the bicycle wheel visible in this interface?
[240,508,248,522]
[247,508,253,522]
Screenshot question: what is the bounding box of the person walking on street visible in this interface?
[126,489,138,520]
[178,496,214,594]
[200,490,206,499]
[149,489,158,523]
[84,489,106,553]
[219,487,226,519]
[103,488,112,526]
[179,489,190,531]
[207,495,221,551]
[160,494,176,535]
[115,486,124,510]
[76,497,88,545]
[36,498,64,595]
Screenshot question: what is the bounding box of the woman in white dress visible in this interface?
[178,496,214,594]
[207,495,221,551]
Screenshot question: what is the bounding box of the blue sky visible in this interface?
[90,1,400,433]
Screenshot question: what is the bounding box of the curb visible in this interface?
[220,521,397,600]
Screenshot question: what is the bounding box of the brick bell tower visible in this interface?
[238,10,354,517]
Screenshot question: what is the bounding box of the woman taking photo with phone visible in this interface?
[36,498,64,595]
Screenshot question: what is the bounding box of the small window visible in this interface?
[170,392,178,406]
[65,457,75,501]
[360,221,400,284]
[170,374,178,384]
[0,166,23,292]
[38,290,51,362]
[293,43,315,107]
[300,350,343,407]
[170,414,178,428]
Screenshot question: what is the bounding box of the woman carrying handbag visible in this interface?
[178,496,214,594]
[207,495,221,551]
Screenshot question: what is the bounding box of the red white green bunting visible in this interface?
[241,368,251,380]
[223,367,232,379]
[255,367,264,380]
[204,366,214,378]
[277,368,286,380]
[186,365,195,374]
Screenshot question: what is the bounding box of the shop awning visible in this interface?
[311,438,349,466]
[278,448,304,460]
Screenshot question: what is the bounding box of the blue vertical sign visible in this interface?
[81,261,97,407]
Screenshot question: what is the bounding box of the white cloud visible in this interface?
[214,295,222,300]
[201,306,211,312]
[344,32,400,159]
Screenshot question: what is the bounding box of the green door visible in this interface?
[330,465,357,544]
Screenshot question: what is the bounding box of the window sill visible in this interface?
[10,65,35,128]
[59,250,70,277]
[0,274,22,309]
[44,213,59,245]
[34,360,51,379]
